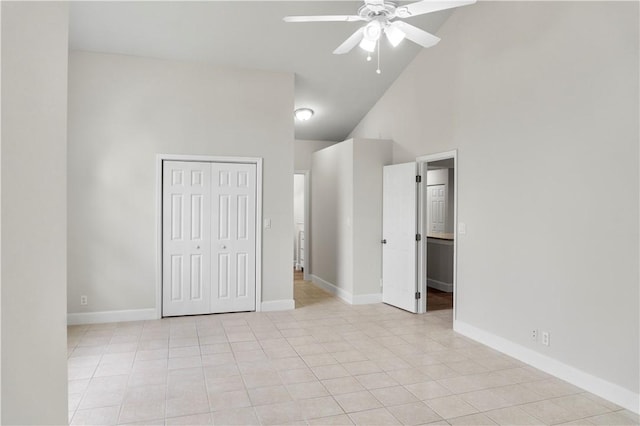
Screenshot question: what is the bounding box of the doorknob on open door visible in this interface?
[381,239,387,244]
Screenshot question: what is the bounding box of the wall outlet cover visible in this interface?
[542,331,550,346]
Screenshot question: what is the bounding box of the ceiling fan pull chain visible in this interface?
[376,39,381,74]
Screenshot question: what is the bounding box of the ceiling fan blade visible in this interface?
[392,21,441,49]
[283,15,364,23]
[333,27,365,55]
[396,0,476,18]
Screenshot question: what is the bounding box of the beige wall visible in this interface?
[353,139,393,296]
[311,139,392,301]
[294,139,338,171]
[311,141,354,294]
[350,1,639,408]
[1,2,69,423]
[68,51,295,315]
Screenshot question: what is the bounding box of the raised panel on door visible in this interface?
[427,184,446,234]
[210,163,257,313]
[162,161,212,316]
[382,162,418,313]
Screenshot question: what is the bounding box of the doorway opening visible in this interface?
[417,150,457,316]
[293,174,305,273]
[293,171,310,283]
[294,170,317,306]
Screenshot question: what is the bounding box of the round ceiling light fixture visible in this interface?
[294,108,314,121]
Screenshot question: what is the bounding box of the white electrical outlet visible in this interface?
[542,331,550,346]
[531,329,538,341]
[80,295,88,305]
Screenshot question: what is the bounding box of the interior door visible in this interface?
[382,162,418,313]
[162,161,212,316]
[211,163,257,313]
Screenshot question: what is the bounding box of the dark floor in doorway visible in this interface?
[427,286,453,311]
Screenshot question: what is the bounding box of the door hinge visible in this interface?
[416,175,422,183]
[415,292,421,300]
[416,234,421,241]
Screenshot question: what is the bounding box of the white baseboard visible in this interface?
[67,308,158,325]
[427,278,453,293]
[261,299,295,312]
[310,274,381,305]
[310,274,351,303]
[454,320,640,414]
[352,293,383,305]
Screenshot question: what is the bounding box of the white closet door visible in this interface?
[211,163,257,313]
[163,161,212,316]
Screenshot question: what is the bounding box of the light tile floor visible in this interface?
[68,276,639,425]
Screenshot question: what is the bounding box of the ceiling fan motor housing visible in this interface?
[358,1,399,21]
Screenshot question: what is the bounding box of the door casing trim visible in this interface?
[416,150,457,318]
[156,154,263,319]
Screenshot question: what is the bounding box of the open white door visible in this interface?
[382,162,418,313]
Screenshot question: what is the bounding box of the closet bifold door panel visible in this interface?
[162,161,212,317]
[210,163,257,314]
[162,160,257,317]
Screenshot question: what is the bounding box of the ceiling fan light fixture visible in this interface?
[294,108,314,121]
[359,37,377,53]
[385,24,406,47]
[363,20,382,41]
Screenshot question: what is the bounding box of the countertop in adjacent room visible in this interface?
[427,232,455,241]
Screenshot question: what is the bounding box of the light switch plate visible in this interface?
[264,218,271,229]
[459,222,467,234]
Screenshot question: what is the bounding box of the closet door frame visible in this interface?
[156,154,263,319]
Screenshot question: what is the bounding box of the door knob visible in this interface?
[381,239,387,244]
[221,245,227,250]
[196,245,200,250]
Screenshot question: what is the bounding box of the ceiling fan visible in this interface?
[284,0,475,62]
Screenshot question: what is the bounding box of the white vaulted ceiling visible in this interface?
[69,1,455,141]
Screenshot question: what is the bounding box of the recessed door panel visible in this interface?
[171,195,183,240]
[191,195,203,240]
[219,195,230,240]
[191,170,203,186]
[190,254,203,300]
[171,255,183,301]
[237,253,248,297]
[218,253,230,298]
[237,195,248,240]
